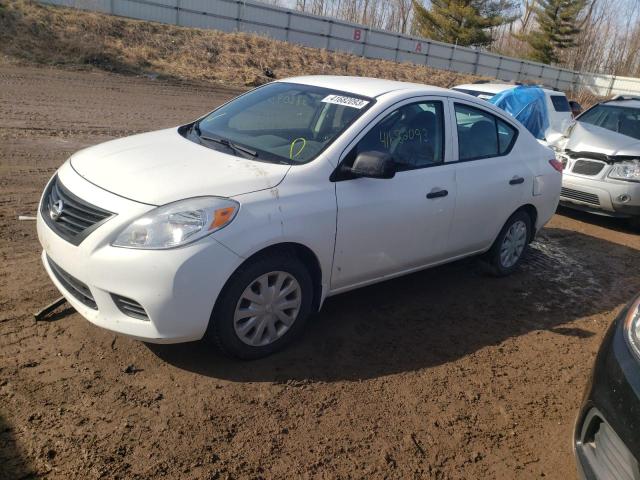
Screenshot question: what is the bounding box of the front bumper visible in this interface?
[37,164,243,343]
[561,174,640,218]
[574,301,640,479]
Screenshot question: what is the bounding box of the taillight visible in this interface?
[549,159,563,172]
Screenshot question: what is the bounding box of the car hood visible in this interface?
[562,122,640,156]
[70,128,291,205]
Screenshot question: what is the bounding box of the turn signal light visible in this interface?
[210,206,237,230]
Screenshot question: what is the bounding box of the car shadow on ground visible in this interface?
[0,413,35,479]
[556,205,638,234]
[148,227,640,382]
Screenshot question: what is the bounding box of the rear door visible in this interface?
[446,99,531,256]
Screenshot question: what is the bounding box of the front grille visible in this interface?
[112,295,149,320]
[577,411,640,480]
[47,256,97,309]
[561,187,600,205]
[41,176,113,245]
[572,159,605,176]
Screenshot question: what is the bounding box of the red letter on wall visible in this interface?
[415,42,422,53]
[353,29,362,41]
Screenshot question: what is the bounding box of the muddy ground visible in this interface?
[1,65,639,480]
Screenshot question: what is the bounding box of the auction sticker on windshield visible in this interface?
[321,94,369,109]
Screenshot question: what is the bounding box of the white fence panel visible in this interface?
[289,15,327,36]
[243,6,287,27]
[182,10,235,32]
[364,45,395,61]
[54,0,112,12]
[611,76,640,95]
[367,31,397,50]
[288,30,323,49]
[113,0,176,24]
[37,0,640,96]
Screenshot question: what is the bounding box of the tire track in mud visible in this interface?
[522,235,600,311]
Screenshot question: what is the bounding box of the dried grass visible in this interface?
[0,0,604,107]
[0,0,481,89]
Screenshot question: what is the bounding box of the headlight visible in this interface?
[112,197,239,249]
[624,295,640,360]
[609,160,640,182]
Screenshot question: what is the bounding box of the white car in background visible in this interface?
[453,82,573,143]
[37,77,562,359]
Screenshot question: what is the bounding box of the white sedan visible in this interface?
[37,76,562,359]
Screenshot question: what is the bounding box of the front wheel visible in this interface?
[207,252,313,360]
[483,210,532,276]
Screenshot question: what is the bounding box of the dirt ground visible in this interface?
[1,65,639,480]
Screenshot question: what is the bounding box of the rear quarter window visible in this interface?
[550,95,570,112]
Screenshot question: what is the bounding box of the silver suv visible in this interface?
[554,96,640,228]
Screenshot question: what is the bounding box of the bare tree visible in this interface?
[260,0,640,76]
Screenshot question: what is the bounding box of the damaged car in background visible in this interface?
[552,96,640,229]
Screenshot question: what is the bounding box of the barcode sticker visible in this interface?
[321,94,369,109]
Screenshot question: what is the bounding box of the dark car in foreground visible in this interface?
[575,294,640,479]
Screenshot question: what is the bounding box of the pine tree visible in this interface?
[524,0,585,64]
[412,0,518,47]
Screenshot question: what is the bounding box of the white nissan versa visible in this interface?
[37,76,562,359]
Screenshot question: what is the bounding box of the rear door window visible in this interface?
[454,103,517,160]
[550,95,571,112]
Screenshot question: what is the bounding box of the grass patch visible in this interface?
[0,0,482,89]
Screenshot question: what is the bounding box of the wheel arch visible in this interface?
[514,203,538,242]
[225,242,325,313]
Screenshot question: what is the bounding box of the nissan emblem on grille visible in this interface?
[50,199,64,221]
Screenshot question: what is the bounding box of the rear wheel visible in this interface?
[483,210,532,276]
[207,252,313,359]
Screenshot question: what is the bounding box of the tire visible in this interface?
[206,251,313,360]
[482,210,532,277]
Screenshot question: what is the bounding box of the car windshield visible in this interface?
[191,82,373,164]
[578,104,640,140]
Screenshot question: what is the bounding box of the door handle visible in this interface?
[426,188,448,199]
[509,176,525,185]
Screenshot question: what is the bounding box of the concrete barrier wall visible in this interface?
[41,0,640,96]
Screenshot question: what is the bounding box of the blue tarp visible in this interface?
[489,86,549,140]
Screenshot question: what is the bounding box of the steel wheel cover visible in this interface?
[500,220,527,268]
[233,271,302,347]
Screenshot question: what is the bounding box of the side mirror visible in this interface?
[569,101,583,118]
[350,151,395,179]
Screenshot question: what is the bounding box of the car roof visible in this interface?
[602,98,640,108]
[280,76,451,98]
[453,83,514,95]
[454,83,566,97]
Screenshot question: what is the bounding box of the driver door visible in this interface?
[331,98,456,291]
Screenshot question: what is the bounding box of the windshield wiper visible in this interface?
[200,134,258,158]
